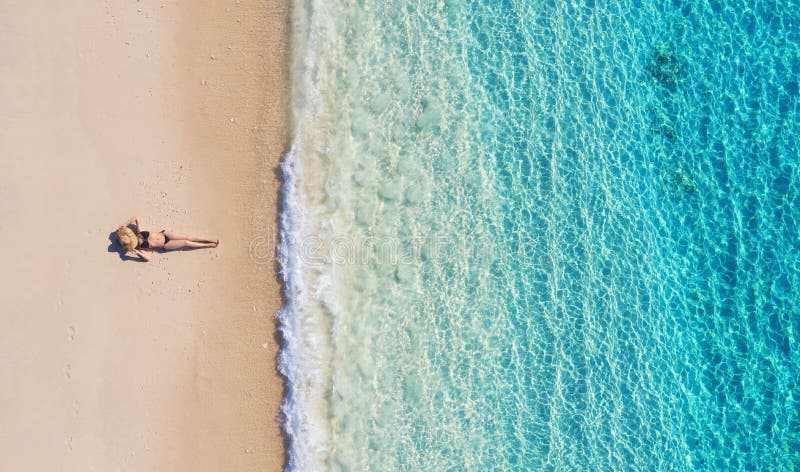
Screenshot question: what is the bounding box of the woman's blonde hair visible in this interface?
[116,226,138,252]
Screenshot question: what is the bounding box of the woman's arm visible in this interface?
[135,249,151,261]
[121,216,140,232]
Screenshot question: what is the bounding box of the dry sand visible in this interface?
[0,1,287,470]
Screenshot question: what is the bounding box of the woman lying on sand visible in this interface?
[116,216,218,262]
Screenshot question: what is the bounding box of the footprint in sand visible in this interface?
[63,364,71,380]
[67,325,75,342]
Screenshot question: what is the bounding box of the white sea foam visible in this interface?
[277,149,333,472]
[276,0,335,469]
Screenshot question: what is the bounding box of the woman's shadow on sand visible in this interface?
[107,232,147,263]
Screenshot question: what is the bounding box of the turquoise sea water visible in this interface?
[278,0,800,470]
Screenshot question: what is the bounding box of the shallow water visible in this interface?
[279,1,800,469]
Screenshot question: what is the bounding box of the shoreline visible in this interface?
[176,1,289,469]
[0,1,288,470]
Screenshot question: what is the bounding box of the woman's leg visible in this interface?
[163,230,217,244]
[164,239,216,251]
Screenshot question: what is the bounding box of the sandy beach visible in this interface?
[0,1,287,470]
